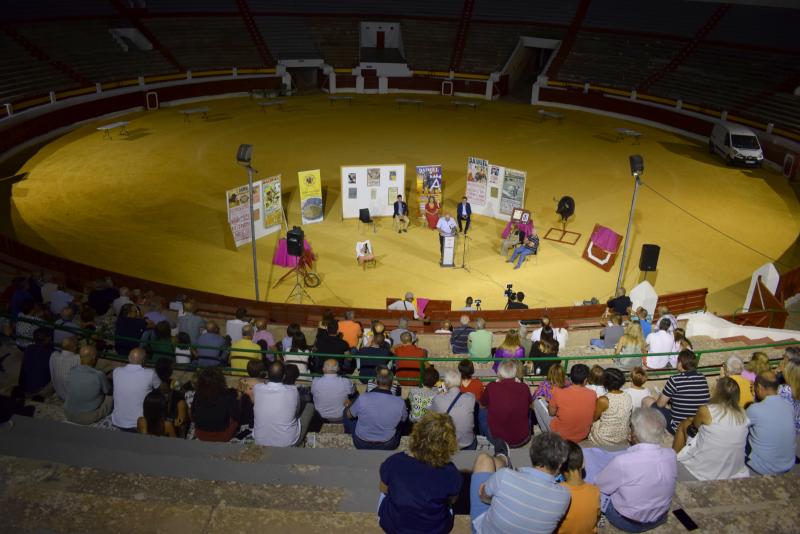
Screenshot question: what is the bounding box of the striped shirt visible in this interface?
[663,371,709,433]
[478,467,571,534]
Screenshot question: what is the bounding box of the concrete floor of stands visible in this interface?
[5,94,800,313]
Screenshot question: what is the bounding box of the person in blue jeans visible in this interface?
[507,234,539,269]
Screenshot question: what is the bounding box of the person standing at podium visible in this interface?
[437,213,457,264]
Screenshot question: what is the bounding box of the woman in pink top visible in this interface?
[492,329,525,374]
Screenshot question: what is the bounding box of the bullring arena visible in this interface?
[1,1,800,533]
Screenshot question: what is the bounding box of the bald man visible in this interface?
[252,319,276,350]
[49,336,80,400]
[111,347,160,431]
[196,321,228,367]
[65,346,114,425]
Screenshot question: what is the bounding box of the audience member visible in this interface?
[408,366,440,423]
[174,332,192,364]
[15,300,41,350]
[721,355,754,407]
[468,318,492,359]
[388,317,416,347]
[655,306,678,332]
[593,408,676,532]
[535,364,596,443]
[622,367,651,409]
[378,412,462,534]
[111,347,160,431]
[777,347,800,434]
[469,432,571,533]
[252,319,275,350]
[532,364,568,403]
[480,361,532,448]
[507,291,529,309]
[177,300,204,344]
[137,390,177,437]
[392,331,426,386]
[337,311,362,348]
[606,287,632,317]
[141,320,175,363]
[249,361,314,447]
[154,359,188,437]
[431,369,476,450]
[591,314,624,349]
[192,367,239,441]
[53,306,80,346]
[229,324,261,375]
[644,318,674,369]
[196,321,228,367]
[558,442,601,534]
[634,307,652,337]
[280,323,301,352]
[226,307,249,344]
[644,350,710,434]
[111,287,133,316]
[115,303,147,357]
[435,320,453,334]
[458,359,484,399]
[310,359,355,423]
[312,320,353,374]
[143,296,172,327]
[531,316,569,348]
[64,346,113,425]
[449,315,474,355]
[746,371,796,475]
[238,360,265,426]
[586,364,608,397]
[492,328,524,373]
[673,377,750,480]
[284,330,310,376]
[613,322,646,369]
[357,333,391,381]
[741,351,770,383]
[590,368,633,447]
[673,328,692,355]
[20,327,54,397]
[86,278,119,317]
[344,367,407,450]
[49,336,80,400]
[530,327,560,376]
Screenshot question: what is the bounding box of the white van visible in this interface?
[708,122,764,167]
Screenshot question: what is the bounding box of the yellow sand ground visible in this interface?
[7,94,800,312]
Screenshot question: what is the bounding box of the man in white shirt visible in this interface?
[387,292,421,320]
[530,316,568,348]
[311,359,355,423]
[251,361,315,447]
[111,287,132,316]
[436,212,457,263]
[645,318,676,369]
[111,347,160,430]
[49,336,80,400]
[226,307,249,344]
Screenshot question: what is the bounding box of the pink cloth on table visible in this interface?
[591,226,620,251]
[501,220,534,239]
[273,238,312,267]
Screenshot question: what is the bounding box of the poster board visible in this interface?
[298,169,324,225]
[225,174,284,248]
[416,165,443,217]
[341,164,406,218]
[465,157,527,221]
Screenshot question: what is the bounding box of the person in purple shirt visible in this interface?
[584,407,677,533]
[491,329,525,373]
[343,367,407,450]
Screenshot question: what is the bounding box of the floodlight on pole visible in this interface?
[236,144,260,301]
[616,155,644,292]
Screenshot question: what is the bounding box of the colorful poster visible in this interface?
[298,169,323,225]
[261,174,283,229]
[226,183,256,247]
[415,165,443,216]
[367,167,381,187]
[500,168,526,215]
[388,186,398,205]
[466,156,488,206]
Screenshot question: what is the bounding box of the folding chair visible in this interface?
[359,208,376,233]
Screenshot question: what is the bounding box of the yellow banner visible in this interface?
[298,169,324,224]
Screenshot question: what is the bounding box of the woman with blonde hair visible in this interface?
[492,328,524,374]
[741,351,770,383]
[778,347,800,434]
[673,377,750,480]
[378,412,462,533]
[614,322,646,369]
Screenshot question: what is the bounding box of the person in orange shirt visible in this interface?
[393,332,427,386]
[458,359,484,399]
[337,310,362,349]
[558,441,600,533]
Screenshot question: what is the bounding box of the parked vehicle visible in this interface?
[708,122,764,167]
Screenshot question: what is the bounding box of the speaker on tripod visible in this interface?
[286,226,304,257]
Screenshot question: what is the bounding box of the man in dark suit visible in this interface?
[392,194,409,233]
[457,196,472,234]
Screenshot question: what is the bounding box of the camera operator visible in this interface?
[508,291,528,310]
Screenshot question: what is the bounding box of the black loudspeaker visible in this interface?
[639,244,660,272]
[556,196,575,220]
[629,154,644,175]
[286,226,304,257]
[236,144,253,165]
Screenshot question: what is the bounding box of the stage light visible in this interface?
[235,144,260,301]
[236,144,253,166]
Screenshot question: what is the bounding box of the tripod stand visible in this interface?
[286,266,315,304]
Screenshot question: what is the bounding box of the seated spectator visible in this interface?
[535,364,596,443]
[174,332,192,364]
[115,303,147,357]
[655,306,678,332]
[312,320,353,375]
[284,330,310,376]
[407,366,440,423]
[458,358,484,399]
[480,361,532,448]
[20,327,54,397]
[87,278,118,317]
[363,321,390,351]
[154,359,188,437]
[468,318,493,359]
[634,307,652,338]
[777,347,800,434]
[741,351,770,383]
[249,361,314,447]
[586,364,608,397]
[492,328,525,373]
[252,319,275,350]
[337,311,362,348]
[590,368,633,447]
[177,301,204,344]
[469,432,571,533]
[192,367,239,442]
[14,299,40,351]
[226,307,249,344]
[196,321,228,367]
[673,328,692,355]
[344,367,407,450]
[392,331,426,386]
[111,287,132,316]
[643,318,674,369]
[310,359,355,423]
[449,315,474,354]
[64,346,113,425]
[644,350,710,435]
[47,285,74,316]
[606,287,632,317]
[559,442,601,534]
[53,306,80,346]
[593,408,676,532]
[378,412,462,533]
[431,369,476,450]
[229,324,262,375]
[387,291,422,320]
[613,322,646,369]
[746,371,797,475]
[112,348,160,431]
[49,336,80,400]
[622,366,650,409]
[721,355,754,407]
[591,314,624,349]
[388,317,416,347]
[435,320,453,334]
[530,326,560,376]
[141,320,175,363]
[137,391,177,437]
[532,364,568,403]
[238,360,265,427]
[531,316,569,348]
[280,323,301,352]
[143,296,172,327]
[673,377,750,480]
[357,333,391,381]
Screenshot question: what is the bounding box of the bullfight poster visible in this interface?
[500,168,526,215]
[261,174,284,233]
[416,165,443,216]
[466,156,488,206]
[298,169,324,225]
